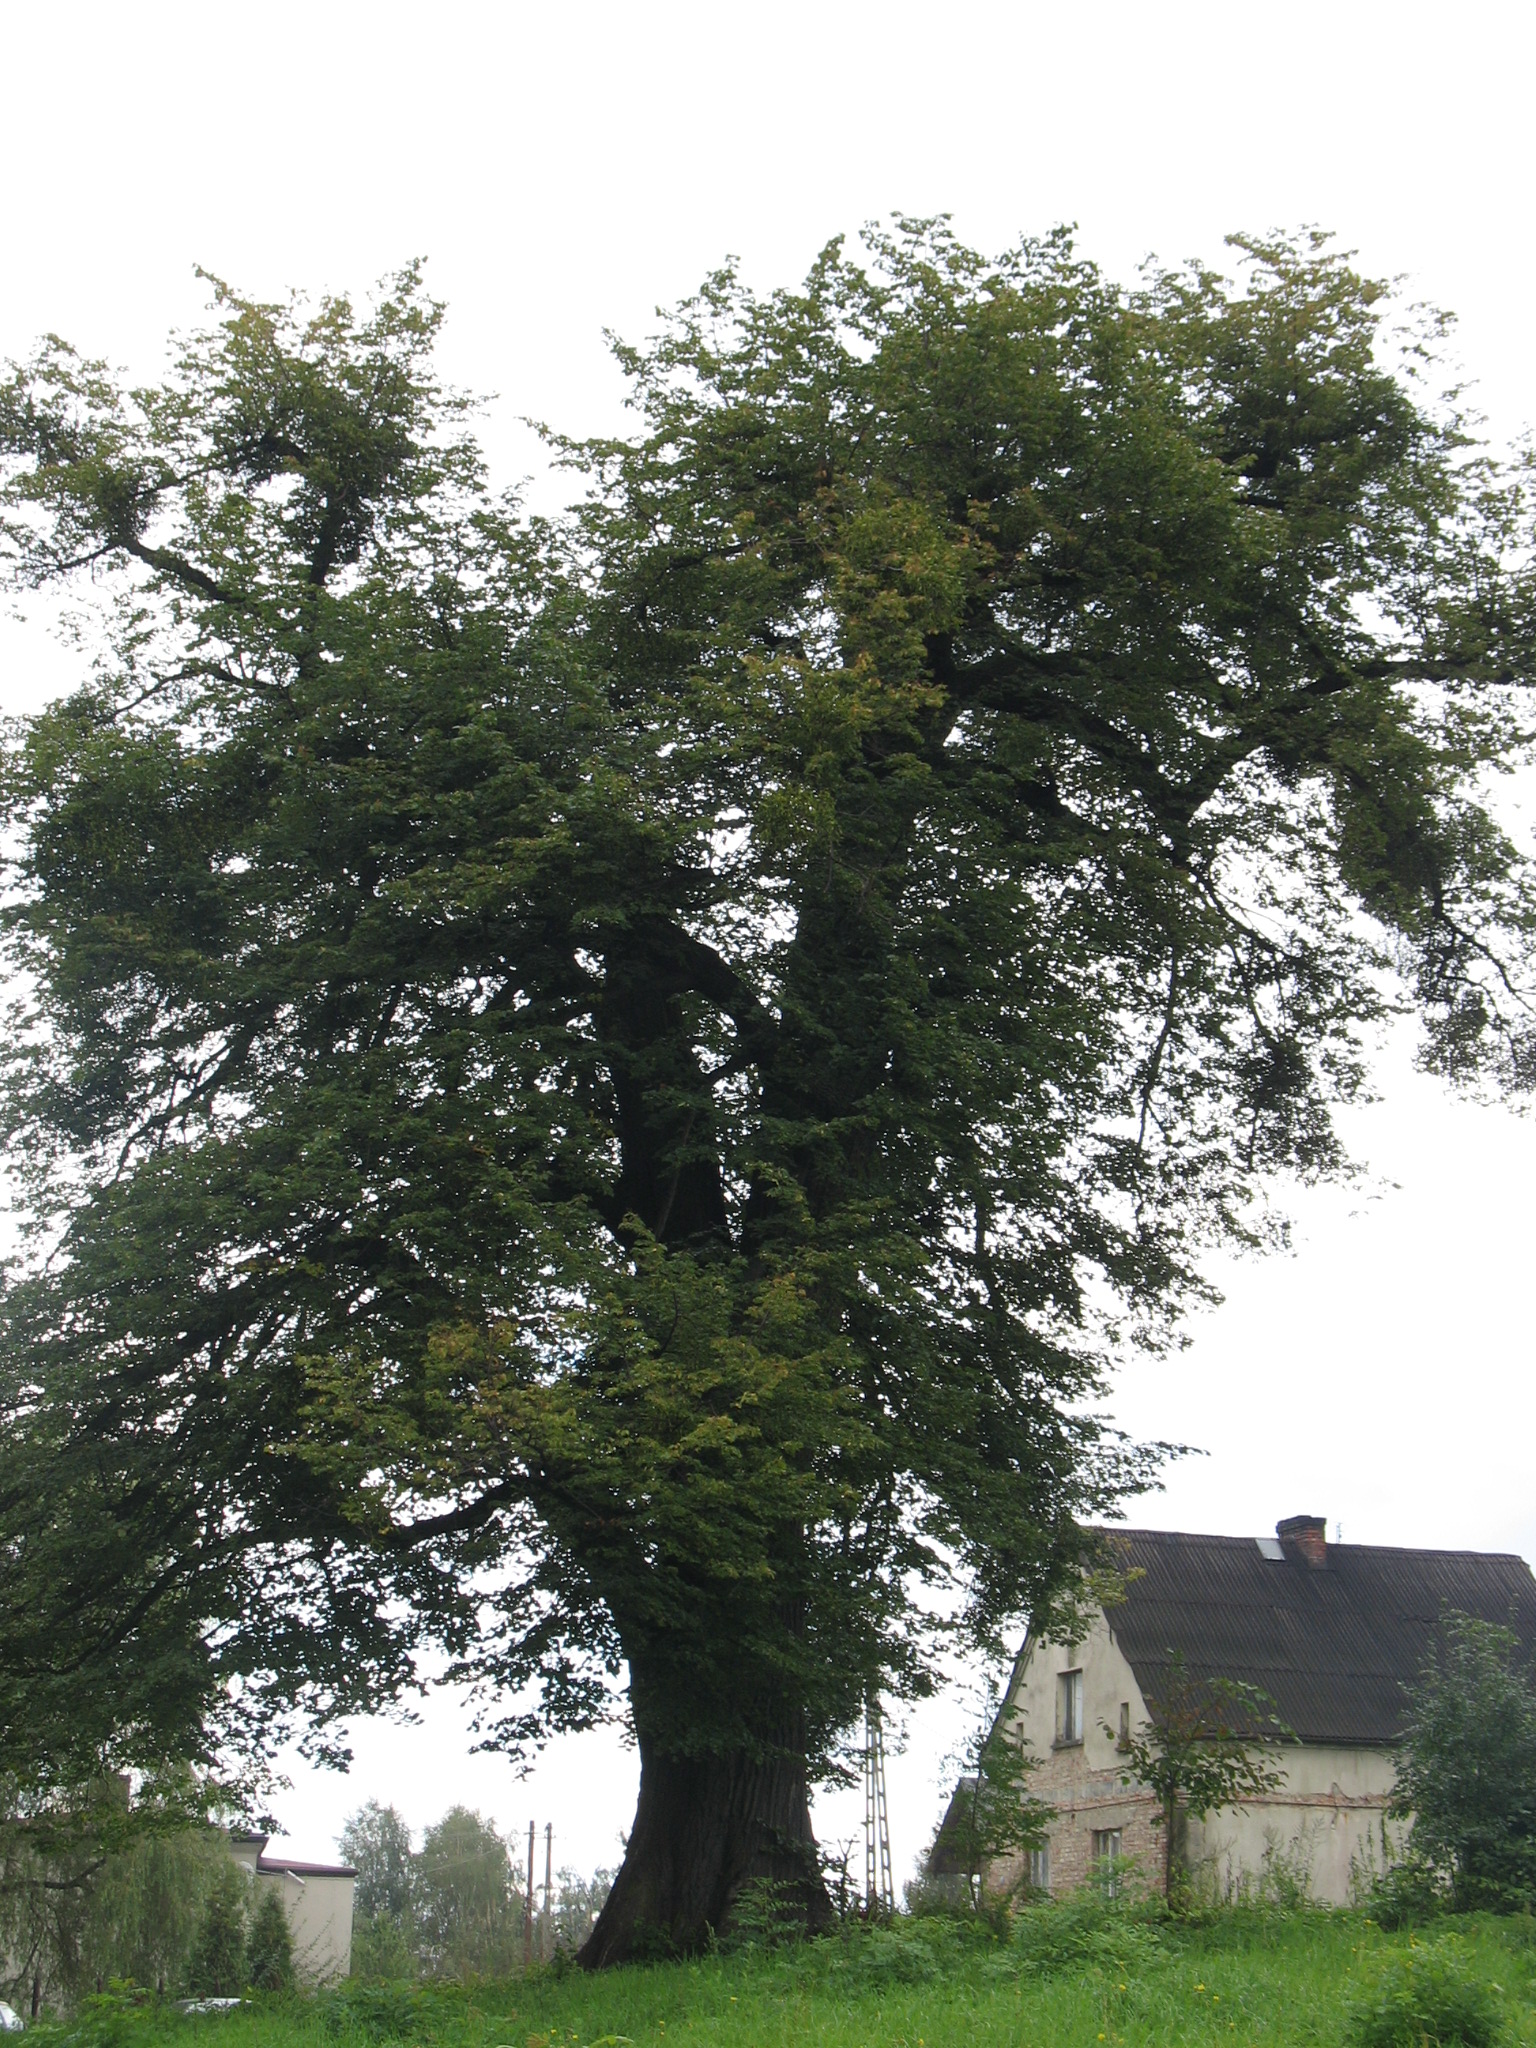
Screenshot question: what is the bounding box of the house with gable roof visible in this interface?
[934,1514,1536,1904]
[229,1832,356,1982]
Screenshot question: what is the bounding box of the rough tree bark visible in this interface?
[578,1726,833,1965]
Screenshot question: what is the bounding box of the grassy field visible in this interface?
[37,1906,1536,2048]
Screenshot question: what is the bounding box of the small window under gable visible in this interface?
[1057,1668,1084,1746]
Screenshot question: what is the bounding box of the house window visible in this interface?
[1092,1827,1123,1896]
[1027,1844,1050,1893]
[1117,1701,1131,1749]
[1056,1669,1084,1746]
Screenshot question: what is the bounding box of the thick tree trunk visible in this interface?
[578,1729,833,1967]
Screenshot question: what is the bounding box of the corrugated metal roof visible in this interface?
[1097,1528,1536,1747]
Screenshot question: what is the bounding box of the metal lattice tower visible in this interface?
[862,1697,894,1915]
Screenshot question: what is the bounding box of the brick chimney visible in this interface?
[1277,1514,1328,1568]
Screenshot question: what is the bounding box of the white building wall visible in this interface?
[1184,1745,1403,1904]
[259,1869,353,1984]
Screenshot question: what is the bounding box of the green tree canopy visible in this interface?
[1391,1612,1536,1911]
[927,1709,1053,1913]
[415,1807,518,1977]
[339,1802,416,1923]
[1,225,1533,1960]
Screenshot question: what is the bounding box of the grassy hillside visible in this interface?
[36,1906,1536,2048]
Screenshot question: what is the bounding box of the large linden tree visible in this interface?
[1,227,1532,1959]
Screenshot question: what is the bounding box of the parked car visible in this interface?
[0,2001,25,2031]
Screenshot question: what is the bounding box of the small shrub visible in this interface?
[817,1914,1002,1987]
[246,1886,295,1992]
[1257,1829,1317,1911]
[903,1876,1013,1939]
[721,1877,805,1952]
[608,1920,678,1964]
[317,1981,446,2041]
[1011,1885,1166,1978]
[1345,1940,1504,2048]
[59,1984,158,2048]
[349,1909,419,1982]
[833,1922,946,1985]
[1359,1855,1449,1932]
[904,1873,971,1918]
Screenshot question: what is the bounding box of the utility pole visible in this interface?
[863,1697,894,1915]
[523,1821,536,1972]
[542,1823,554,1959]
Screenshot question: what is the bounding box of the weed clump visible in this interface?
[53,1985,160,2048]
[1357,1856,1448,1932]
[1011,1886,1167,1979]
[1345,1940,1504,2048]
[315,1980,456,2041]
[831,1923,947,1985]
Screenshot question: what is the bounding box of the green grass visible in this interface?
[41,1908,1536,2048]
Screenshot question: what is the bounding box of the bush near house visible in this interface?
[1391,1613,1536,1914]
[1345,1938,1507,2048]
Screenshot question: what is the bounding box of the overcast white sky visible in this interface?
[3,0,1532,1896]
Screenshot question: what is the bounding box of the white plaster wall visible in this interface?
[1004,1610,1151,1774]
[1185,1745,1404,1905]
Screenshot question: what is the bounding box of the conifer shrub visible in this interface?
[184,1867,248,1997]
[246,1886,295,1992]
